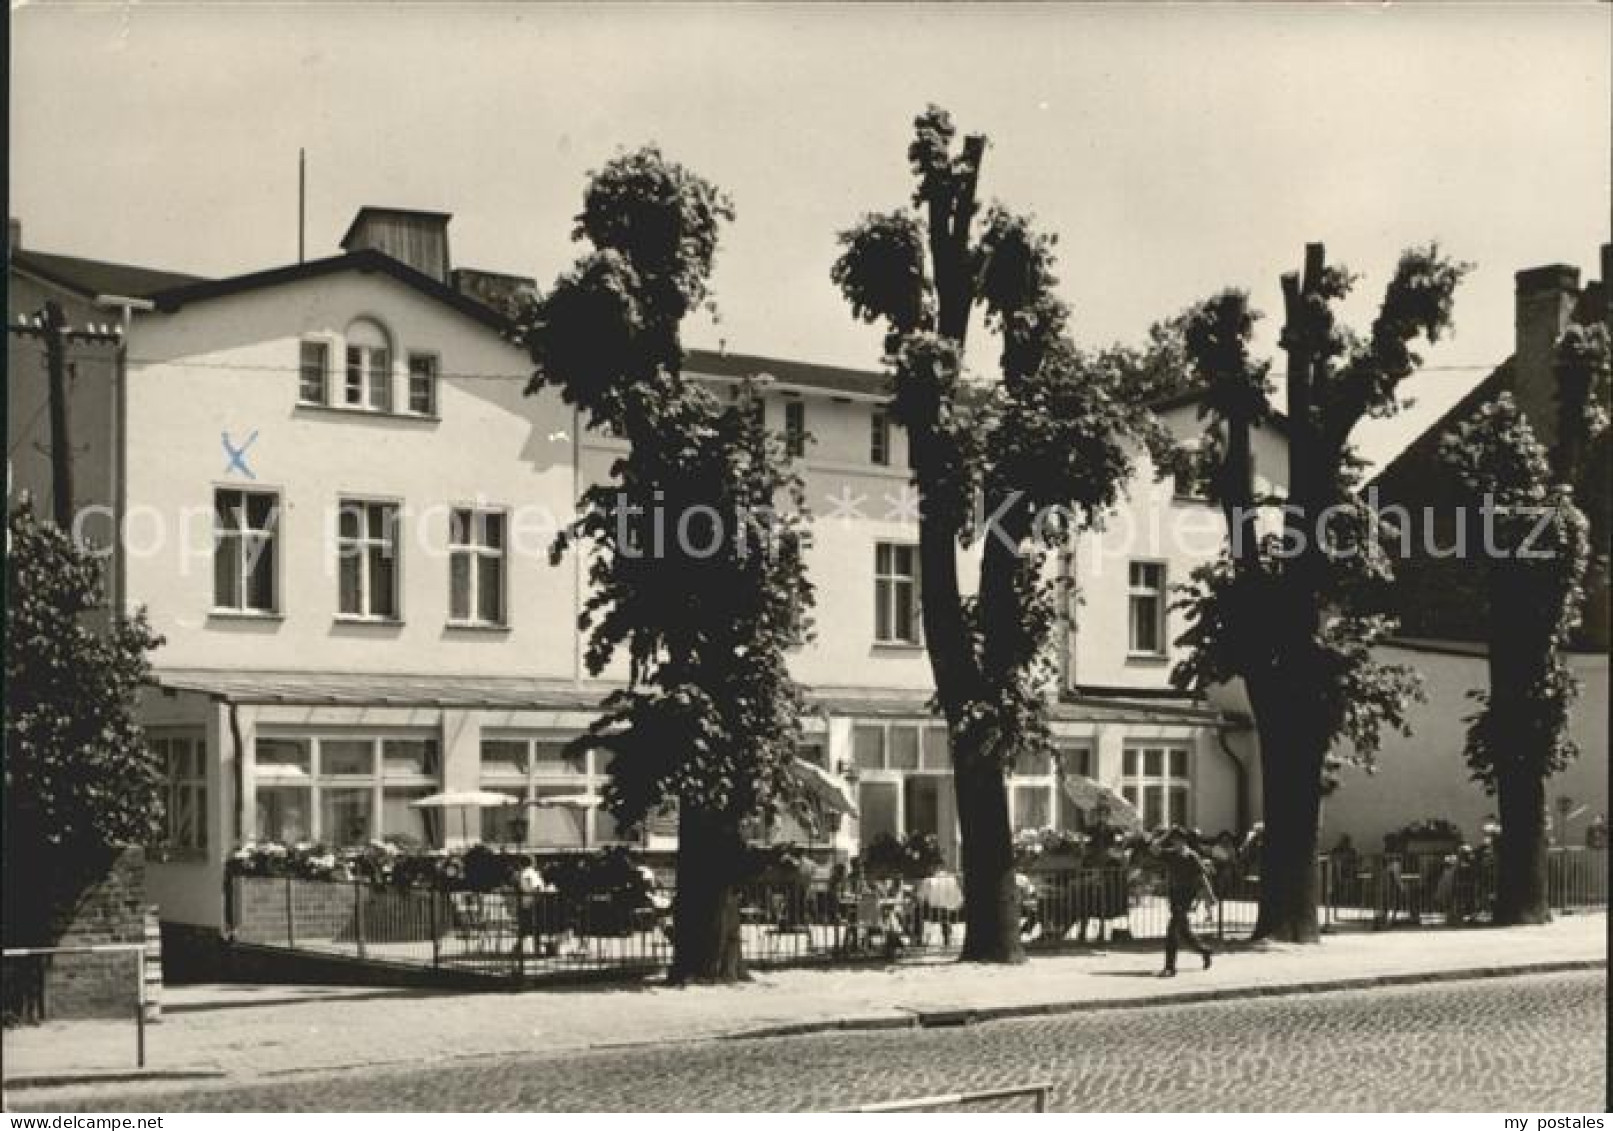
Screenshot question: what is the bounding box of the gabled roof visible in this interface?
[1148,384,1291,436]
[1368,361,1512,496]
[147,249,514,333]
[10,247,204,300]
[685,348,890,399]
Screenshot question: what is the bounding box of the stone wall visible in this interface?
[3,846,162,1022]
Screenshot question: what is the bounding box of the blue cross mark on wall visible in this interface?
[222,431,259,479]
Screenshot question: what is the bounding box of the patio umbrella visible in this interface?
[409,788,520,843]
[789,757,858,817]
[526,791,605,810]
[1060,774,1143,833]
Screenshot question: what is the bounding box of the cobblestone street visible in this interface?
[32,971,1605,1112]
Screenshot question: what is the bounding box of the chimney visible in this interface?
[340,206,452,283]
[8,217,20,251]
[1512,263,1581,455]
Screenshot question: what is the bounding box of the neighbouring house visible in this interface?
[7,207,1280,962]
[1323,246,1612,852]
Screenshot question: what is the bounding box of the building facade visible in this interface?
[8,209,1275,937]
[1325,247,1612,852]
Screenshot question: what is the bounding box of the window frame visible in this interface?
[783,398,806,459]
[870,410,891,466]
[251,732,442,848]
[213,487,281,615]
[447,506,509,628]
[1127,559,1168,658]
[336,497,403,622]
[298,338,331,406]
[342,319,394,412]
[1120,742,1193,831]
[849,722,951,848]
[406,351,439,417]
[150,730,208,854]
[477,735,626,850]
[874,541,922,646]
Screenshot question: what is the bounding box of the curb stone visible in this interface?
[721,958,1607,1041]
[4,1068,227,1091]
[6,957,1601,1093]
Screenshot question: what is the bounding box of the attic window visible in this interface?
[344,319,392,412]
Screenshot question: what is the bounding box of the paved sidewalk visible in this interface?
[3,914,1604,1087]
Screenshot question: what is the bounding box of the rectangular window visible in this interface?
[337,500,400,619]
[1127,561,1167,656]
[852,725,885,772]
[477,737,618,849]
[1013,784,1052,832]
[874,542,921,645]
[407,353,438,416]
[153,733,207,852]
[448,508,506,626]
[1012,748,1053,777]
[920,727,950,770]
[888,726,921,771]
[857,781,900,843]
[299,340,329,405]
[784,399,806,458]
[1059,745,1093,779]
[870,411,890,466]
[214,489,278,613]
[1120,743,1191,832]
[252,735,440,847]
[345,345,392,411]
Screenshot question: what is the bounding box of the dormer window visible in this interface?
[343,319,392,412]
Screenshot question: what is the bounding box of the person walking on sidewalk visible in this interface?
[1158,827,1216,977]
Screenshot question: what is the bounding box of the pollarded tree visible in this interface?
[833,107,1158,963]
[522,147,815,982]
[1172,244,1468,942]
[4,500,164,1013]
[1441,322,1608,924]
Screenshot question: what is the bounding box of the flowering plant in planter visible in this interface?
[1385,817,1466,854]
[228,841,340,880]
[860,832,944,881]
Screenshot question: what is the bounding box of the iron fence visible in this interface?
[226,846,1607,984]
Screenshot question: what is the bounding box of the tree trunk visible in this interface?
[1492,767,1551,926]
[1249,682,1325,943]
[668,806,747,984]
[953,744,1026,964]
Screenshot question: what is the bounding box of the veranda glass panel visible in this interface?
[888,726,920,770]
[321,788,373,846]
[857,781,899,845]
[322,739,373,777]
[256,786,310,842]
[383,738,438,777]
[529,786,586,848]
[1014,785,1051,831]
[480,740,527,778]
[255,738,311,776]
[381,786,436,847]
[852,726,885,771]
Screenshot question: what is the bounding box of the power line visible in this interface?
[106,355,1501,382]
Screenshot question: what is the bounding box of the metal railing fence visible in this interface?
[226,846,1607,984]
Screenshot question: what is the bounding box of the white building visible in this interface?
[7,208,1279,944]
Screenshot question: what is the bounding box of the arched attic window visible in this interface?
[344,318,393,412]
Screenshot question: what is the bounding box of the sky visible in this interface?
[10,3,1610,469]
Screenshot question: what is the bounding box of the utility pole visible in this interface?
[299,148,307,264]
[8,301,122,529]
